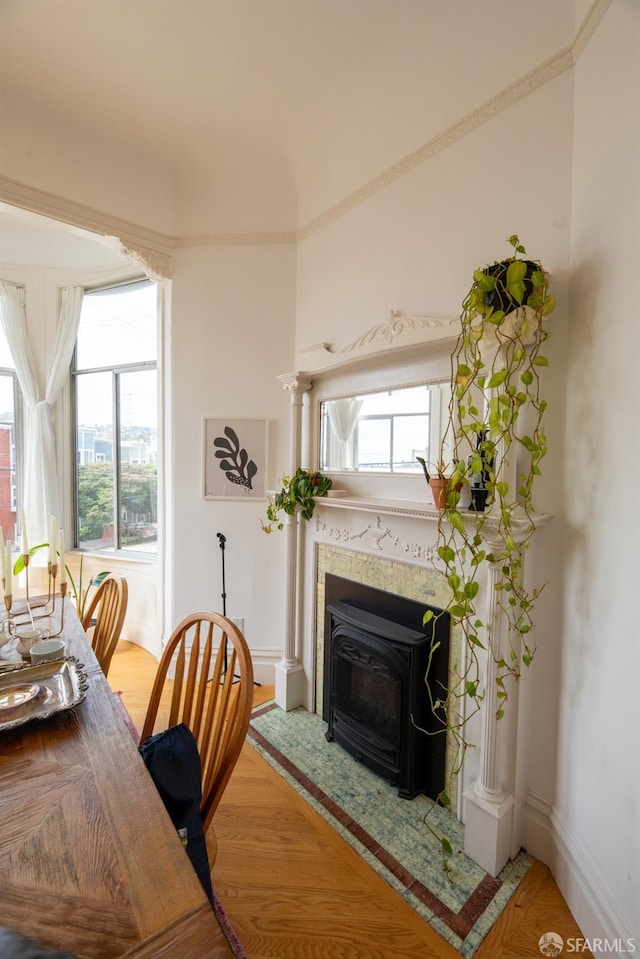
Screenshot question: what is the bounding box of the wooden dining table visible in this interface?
[0,597,235,959]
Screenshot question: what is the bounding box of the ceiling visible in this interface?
[0,0,577,266]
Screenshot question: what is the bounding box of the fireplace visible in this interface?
[323,574,450,800]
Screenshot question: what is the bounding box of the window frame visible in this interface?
[71,278,159,558]
[0,367,24,541]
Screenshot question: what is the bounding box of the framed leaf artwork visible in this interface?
[203,418,269,500]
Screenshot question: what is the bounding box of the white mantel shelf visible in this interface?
[316,494,552,534]
[317,494,440,520]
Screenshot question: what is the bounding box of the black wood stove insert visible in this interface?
[323,575,450,801]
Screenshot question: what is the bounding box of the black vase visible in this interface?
[468,430,493,513]
[482,258,539,316]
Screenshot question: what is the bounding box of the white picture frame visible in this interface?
[203,417,269,500]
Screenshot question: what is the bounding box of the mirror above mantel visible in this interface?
[301,332,457,502]
[320,380,452,475]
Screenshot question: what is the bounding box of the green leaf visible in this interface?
[13,542,50,575]
[496,708,505,720]
[441,837,453,856]
[506,259,527,284]
[423,610,434,624]
[464,581,479,600]
[448,510,466,535]
[532,355,549,367]
[465,680,478,697]
[487,370,507,389]
[473,269,495,291]
[541,294,556,315]
[439,791,451,807]
[438,545,455,564]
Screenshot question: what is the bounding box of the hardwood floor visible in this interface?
[110,640,591,959]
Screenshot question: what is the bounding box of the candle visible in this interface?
[58,530,66,585]
[21,509,28,557]
[49,516,57,568]
[5,541,12,599]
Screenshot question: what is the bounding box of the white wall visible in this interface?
[169,243,295,680]
[558,0,639,943]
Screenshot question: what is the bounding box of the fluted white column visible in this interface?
[475,557,508,803]
[463,375,525,875]
[274,373,312,710]
[463,540,516,876]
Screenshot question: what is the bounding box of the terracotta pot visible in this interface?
[428,477,460,510]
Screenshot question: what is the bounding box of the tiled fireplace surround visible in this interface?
[313,539,460,803]
[299,498,528,879]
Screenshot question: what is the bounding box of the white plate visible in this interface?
[0,682,40,711]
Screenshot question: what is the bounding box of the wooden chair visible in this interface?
[139,611,254,835]
[81,573,128,677]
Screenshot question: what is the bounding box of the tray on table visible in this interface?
[0,657,88,732]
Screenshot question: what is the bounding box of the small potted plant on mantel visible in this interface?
[416,456,464,511]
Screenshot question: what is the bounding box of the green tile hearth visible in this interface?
[248,702,532,958]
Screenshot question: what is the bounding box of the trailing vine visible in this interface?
[423,235,555,866]
[261,467,332,533]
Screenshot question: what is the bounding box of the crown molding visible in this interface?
[174,231,296,248]
[296,45,573,241]
[573,0,613,62]
[0,174,173,278]
[296,0,612,241]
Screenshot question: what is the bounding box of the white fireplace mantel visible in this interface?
[310,493,553,878]
[276,322,553,880]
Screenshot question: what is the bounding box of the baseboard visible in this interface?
[248,651,277,687]
[524,791,638,953]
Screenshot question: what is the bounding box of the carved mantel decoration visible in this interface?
[299,309,457,375]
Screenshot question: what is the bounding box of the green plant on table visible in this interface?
[14,545,110,620]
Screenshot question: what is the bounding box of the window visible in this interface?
[0,304,22,544]
[0,369,20,543]
[72,279,158,556]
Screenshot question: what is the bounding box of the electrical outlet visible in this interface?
[231,616,244,633]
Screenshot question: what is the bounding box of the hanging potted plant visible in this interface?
[261,467,333,533]
[423,235,556,865]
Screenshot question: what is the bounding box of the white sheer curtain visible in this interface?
[0,282,83,549]
[327,398,363,469]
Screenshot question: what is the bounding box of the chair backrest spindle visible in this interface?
[140,611,254,832]
[81,573,128,677]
